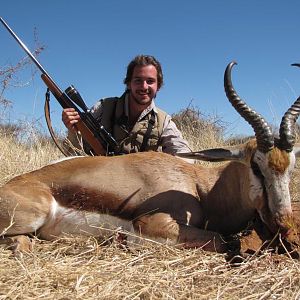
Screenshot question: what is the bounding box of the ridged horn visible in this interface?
[224,61,274,153]
[278,63,300,152]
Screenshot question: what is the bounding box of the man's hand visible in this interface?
[62,108,81,131]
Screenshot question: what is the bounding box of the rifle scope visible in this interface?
[65,85,89,112]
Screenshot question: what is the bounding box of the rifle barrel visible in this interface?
[0,17,48,76]
[1,17,119,155]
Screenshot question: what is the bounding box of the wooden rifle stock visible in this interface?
[41,74,107,156]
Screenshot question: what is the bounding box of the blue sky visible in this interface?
[1,1,300,137]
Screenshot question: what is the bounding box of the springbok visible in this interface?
[0,62,299,255]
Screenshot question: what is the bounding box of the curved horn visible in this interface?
[224,61,274,153]
[278,63,300,152]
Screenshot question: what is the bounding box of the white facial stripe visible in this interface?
[266,167,292,214]
[253,150,294,217]
[288,151,296,172]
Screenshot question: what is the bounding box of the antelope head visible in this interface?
[178,62,300,234]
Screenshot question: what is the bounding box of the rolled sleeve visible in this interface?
[160,115,192,154]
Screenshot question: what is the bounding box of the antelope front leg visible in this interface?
[133,212,227,253]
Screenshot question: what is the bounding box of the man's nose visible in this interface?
[141,81,148,89]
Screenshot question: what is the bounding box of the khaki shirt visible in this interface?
[90,94,191,155]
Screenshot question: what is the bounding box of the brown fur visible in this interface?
[0,149,297,256]
[267,148,290,173]
[242,140,290,174]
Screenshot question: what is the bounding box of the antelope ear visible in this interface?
[176,147,245,162]
[294,144,300,157]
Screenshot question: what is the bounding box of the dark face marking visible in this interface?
[250,159,264,180]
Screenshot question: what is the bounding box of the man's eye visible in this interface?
[147,79,155,84]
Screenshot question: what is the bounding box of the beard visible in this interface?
[129,90,155,106]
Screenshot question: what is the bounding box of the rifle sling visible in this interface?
[140,110,156,152]
[44,88,71,157]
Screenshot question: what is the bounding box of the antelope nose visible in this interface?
[275,211,293,235]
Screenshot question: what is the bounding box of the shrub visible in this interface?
[172,105,226,150]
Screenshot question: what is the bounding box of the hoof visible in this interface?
[6,235,34,257]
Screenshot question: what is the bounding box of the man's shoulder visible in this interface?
[101,92,126,105]
[101,96,120,103]
[90,95,121,117]
[155,105,166,114]
[100,95,124,110]
[154,105,170,120]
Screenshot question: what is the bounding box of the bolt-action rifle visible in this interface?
[0,17,119,156]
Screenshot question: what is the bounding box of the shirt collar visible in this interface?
[124,93,157,121]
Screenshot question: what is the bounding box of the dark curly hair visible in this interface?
[124,55,164,90]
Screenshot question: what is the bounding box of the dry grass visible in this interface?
[1,236,300,300]
[172,106,226,150]
[291,160,300,203]
[0,125,61,185]
[0,124,299,299]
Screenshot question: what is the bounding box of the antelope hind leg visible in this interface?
[133,212,227,253]
[0,235,34,256]
[0,185,51,256]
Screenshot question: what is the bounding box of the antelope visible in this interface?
[0,62,300,255]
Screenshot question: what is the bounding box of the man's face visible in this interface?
[127,65,159,106]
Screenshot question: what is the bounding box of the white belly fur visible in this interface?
[38,198,135,241]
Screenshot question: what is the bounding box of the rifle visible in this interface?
[0,17,119,156]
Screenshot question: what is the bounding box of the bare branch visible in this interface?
[0,28,45,111]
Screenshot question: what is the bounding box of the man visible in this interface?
[62,55,191,155]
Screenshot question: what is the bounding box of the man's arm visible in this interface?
[62,100,105,155]
[160,115,192,150]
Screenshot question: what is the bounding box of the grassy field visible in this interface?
[0,123,299,300]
